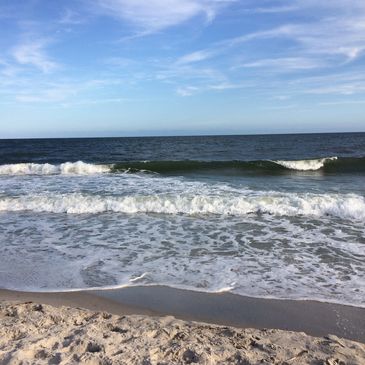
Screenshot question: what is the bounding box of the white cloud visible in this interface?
[4,0,365,105]
[61,97,132,107]
[305,83,365,96]
[179,1,365,71]
[318,99,365,106]
[176,85,199,96]
[176,81,246,96]
[290,71,365,96]
[12,40,58,73]
[94,0,232,32]
[0,59,21,77]
[285,19,365,61]
[247,6,299,14]
[59,9,84,25]
[243,1,365,62]
[176,50,214,64]
[208,82,244,90]
[104,57,135,68]
[164,0,365,98]
[249,0,365,15]
[223,19,365,62]
[239,57,326,71]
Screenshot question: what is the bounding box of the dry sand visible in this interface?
[1,301,364,365]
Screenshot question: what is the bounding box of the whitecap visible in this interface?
[0,161,111,175]
[273,157,337,171]
[0,191,364,221]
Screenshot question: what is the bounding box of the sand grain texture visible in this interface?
[0,301,364,365]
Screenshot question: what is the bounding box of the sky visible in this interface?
[0,0,364,138]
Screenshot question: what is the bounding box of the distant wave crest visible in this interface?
[1,192,364,221]
[112,156,365,174]
[0,161,110,175]
[0,156,364,175]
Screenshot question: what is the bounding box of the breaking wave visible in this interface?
[0,161,110,175]
[0,156,364,176]
[112,156,365,174]
[273,157,337,171]
[0,192,364,221]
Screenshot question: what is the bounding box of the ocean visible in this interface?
[0,133,364,307]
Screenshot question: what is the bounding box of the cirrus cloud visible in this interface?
[12,39,58,73]
[94,0,232,33]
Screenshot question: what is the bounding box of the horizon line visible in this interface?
[1,130,365,140]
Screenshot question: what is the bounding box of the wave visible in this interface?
[1,192,364,220]
[0,161,110,175]
[0,156,364,176]
[112,156,365,174]
[273,157,337,171]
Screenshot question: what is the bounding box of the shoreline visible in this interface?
[3,283,364,310]
[1,285,364,343]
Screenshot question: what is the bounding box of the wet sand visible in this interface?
[1,286,364,343]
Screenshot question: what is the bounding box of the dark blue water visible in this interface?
[0,133,364,306]
[1,133,365,164]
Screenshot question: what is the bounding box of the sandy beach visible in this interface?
[1,287,365,364]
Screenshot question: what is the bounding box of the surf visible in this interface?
[0,161,111,175]
[0,156,364,176]
[1,191,364,221]
[272,157,338,171]
[111,156,365,174]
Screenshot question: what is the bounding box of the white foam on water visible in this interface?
[129,273,149,282]
[0,161,111,175]
[0,157,340,175]
[0,191,364,221]
[0,212,363,307]
[273,157,337,171]
[0,165,364,307]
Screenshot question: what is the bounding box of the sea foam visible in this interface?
[0,156,347,175]
[0,191,364,221]
[0,161,110,175]
[273,157,337,171]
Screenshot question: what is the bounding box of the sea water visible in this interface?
[0,133,364,307]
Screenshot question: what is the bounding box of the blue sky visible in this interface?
[0,0,364,138]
